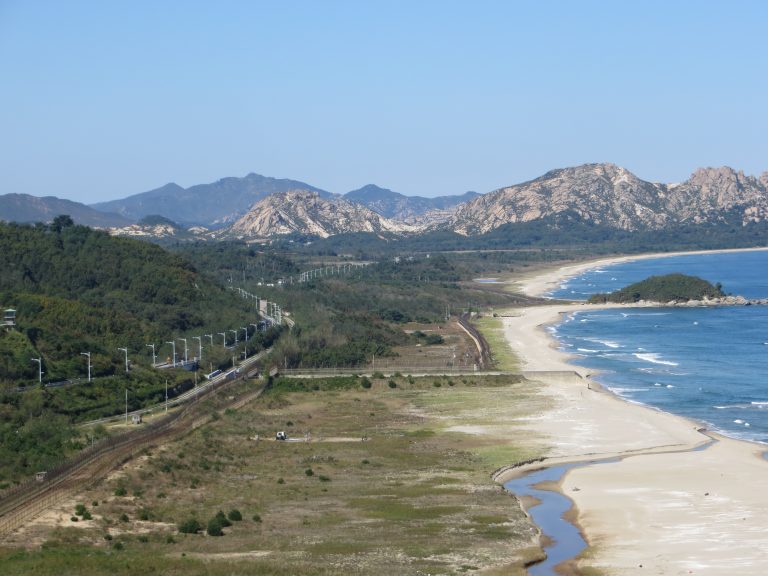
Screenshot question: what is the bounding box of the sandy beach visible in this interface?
[514,246,768,299]
[498,252,768,575]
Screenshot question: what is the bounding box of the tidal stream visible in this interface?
[506,439,717,574]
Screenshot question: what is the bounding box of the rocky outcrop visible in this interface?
[220,190,419,239]
[445,163,768,235]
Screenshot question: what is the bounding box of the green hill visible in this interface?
[588,273,725,304]
[0,219,278,484]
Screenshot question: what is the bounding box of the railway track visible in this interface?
[0,370,267,540]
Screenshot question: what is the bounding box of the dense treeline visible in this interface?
[0,219,279,484]
[280,211,768,259]
[588,274,726,304]
[201,252,531,369]
[0,219,264,385]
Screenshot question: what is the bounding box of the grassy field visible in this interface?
[0,374,549,575]
[472,315,519,372]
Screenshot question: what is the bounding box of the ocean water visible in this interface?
[548,249,768,444]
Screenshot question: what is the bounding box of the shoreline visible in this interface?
[499,249,768,575]
[514,245,768,298]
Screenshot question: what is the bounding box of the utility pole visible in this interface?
[31,357,43,384]
[165,341,176,367]
[146,343,156,367]
[125,388,128,423]
[178,337,188,364]
[118,347,129,372]
[80,352,91,382]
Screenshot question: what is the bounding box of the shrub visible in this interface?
[166,535,175,544]
[433,381,442,388]
[178,518,202,534]
[137,535,149,543]
[277,477,285,484]
[92,500,99,507]
[82,511,92,520]
[360,378,372,389]
[372,371,384,379]
[214,510,232,527]
[113,542,124,550]
[388,380,397,388]
[318,475,331,482]
[227,509,242,522]
[425,334,444,345]
[70,516,78,522]
[206,519,224,537]
[74,503,87,516]
[114,486,127,497]
[305,468,314,477]
[252,513,262,523]
[104,534,113,541]
[138,508,152,521]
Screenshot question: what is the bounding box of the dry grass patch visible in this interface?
[2,375,547,575]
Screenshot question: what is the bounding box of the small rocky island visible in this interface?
[589,273,725,305]
[588,273,768,307]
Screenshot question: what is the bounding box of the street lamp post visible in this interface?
[204,333,214,346]
[192,336,202,362]
[178,337,188,364]
[80,352,91,382]
[241,326,249,341]
[218,332,227,347]
[117,348,129,373]
[229,329,238,344]
[165,341,177,367]
[31,357,43,384]
[146,343,156,367]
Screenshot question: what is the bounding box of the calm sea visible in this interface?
[549,250,768,444]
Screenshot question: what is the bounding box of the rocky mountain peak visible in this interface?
[445,163,768,235]
[220,189,417,239]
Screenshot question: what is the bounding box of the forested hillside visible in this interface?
[0,218,265,383]
[0,219,277,484]
[176,242,535,369]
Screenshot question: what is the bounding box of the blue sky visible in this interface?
[1,0,767,203]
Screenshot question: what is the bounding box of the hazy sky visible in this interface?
[2,1,767,203]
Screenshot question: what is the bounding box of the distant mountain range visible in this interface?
[3,164,768,241]
[344,184,479,224]
[90,173,334,227]
[0,193,131,227]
